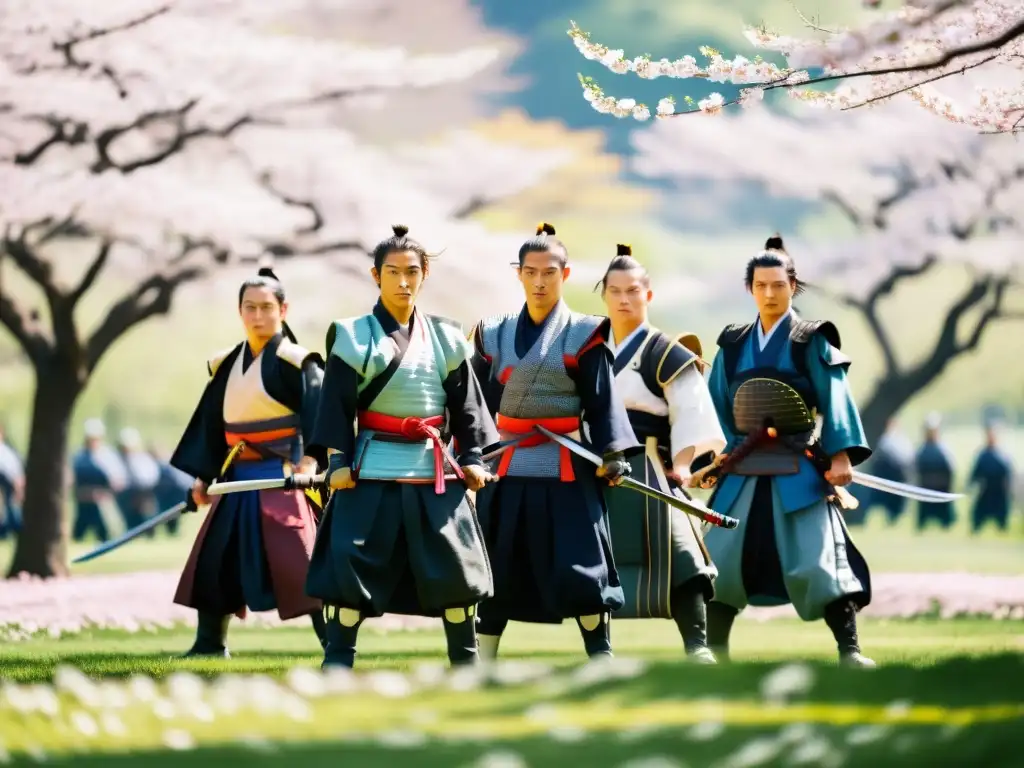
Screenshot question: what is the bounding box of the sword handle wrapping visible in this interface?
[285,472,327,491]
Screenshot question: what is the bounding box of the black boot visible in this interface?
[322,605,361,670]
[182,612,231,658]
[577,613,612,658]
[671,579,716,664]
[824,598,876,668]
[706,601,739,662]
[310,610,327,649]
[443,606,479,666]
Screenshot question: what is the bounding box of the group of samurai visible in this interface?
[165,224,879,671]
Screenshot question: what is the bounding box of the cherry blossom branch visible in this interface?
[839,55,999,112]
[568,8,1024,129]
[67,241,112,306]
[92,103,254,174]
[0,268,50,364]
[85,262,206,371]
[790,2,840,35]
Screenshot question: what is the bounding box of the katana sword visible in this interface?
[481,432,539,463]
[72,497,196,564]
[205,472,326,496]
[533,425,739,530]
[797,438,962,504]
[849,470,961,503]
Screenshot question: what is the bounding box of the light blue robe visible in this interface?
[702,313,872,620]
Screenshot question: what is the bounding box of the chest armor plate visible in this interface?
[355,320,449,481]
[481,306,596,478]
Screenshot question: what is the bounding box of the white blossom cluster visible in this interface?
[569,0,1023,132]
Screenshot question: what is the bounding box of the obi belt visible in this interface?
[355,411,464,494]
[494,414,581,482]
[225,414,300,463]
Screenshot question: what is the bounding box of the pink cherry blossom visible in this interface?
[0,0,576,322]
[569,1,1023,133]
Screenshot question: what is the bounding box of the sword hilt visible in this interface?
[285,472,328,491]
[705,509,740,529]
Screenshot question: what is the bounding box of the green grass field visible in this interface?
[0,620,1021,766]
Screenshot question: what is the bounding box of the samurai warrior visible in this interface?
[597,246,725,662]
[471,223,639,660]
[694,236,876,668]
[305,225,498,669]
[170,268,326,657]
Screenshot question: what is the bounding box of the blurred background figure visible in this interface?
[968,421,1015,533]
[116,427,161,537]
[914,413,957,531]
[0,423,24,540]
[846,418,915,527]
[72,419,128,543]
[150,444,191,536]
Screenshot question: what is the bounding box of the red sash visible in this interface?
[357,411,464,494]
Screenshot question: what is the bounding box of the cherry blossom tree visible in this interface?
[631,100,1024,445]
[568,0,1023,134]
[0,0,571,578]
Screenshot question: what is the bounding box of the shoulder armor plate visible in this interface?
[426,313,471,374]
[652,330,699,386]
[476,312,517,357]
[207,344,240,377]
[565,312,606,357]
[790,319,841,350]
[276,339,314,369]
[717,322,752,348]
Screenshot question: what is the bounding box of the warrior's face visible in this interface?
[750,266,794,324]
[375,249,425,311]
[518,250,569,314]
[602,268,651,326]
[239,285,287,342]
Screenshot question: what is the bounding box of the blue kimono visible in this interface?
[703,312,872,621]
[915,440,956,529]
[72,445,128,543]
[969,446,1013,532]
[116,449,162,537]
[154,459,193,535]
[0,441,23,539]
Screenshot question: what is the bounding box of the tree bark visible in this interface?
[857,378,918,449]
[7,362,82,578]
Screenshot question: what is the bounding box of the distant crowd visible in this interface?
[0,413,1017,541]
[0,418,191,543]
[848,414,1016,532]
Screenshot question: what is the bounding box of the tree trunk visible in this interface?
[7,363,81,578]
[858,375,920,449]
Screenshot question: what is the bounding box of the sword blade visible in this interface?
[851,471,963,503]
[481,431,539,463]
[72,502,187,564]
[533,425,739,529]
[206,477,288,496]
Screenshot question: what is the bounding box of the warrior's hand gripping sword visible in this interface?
[691,423,961,505]
[533,425,739,529]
